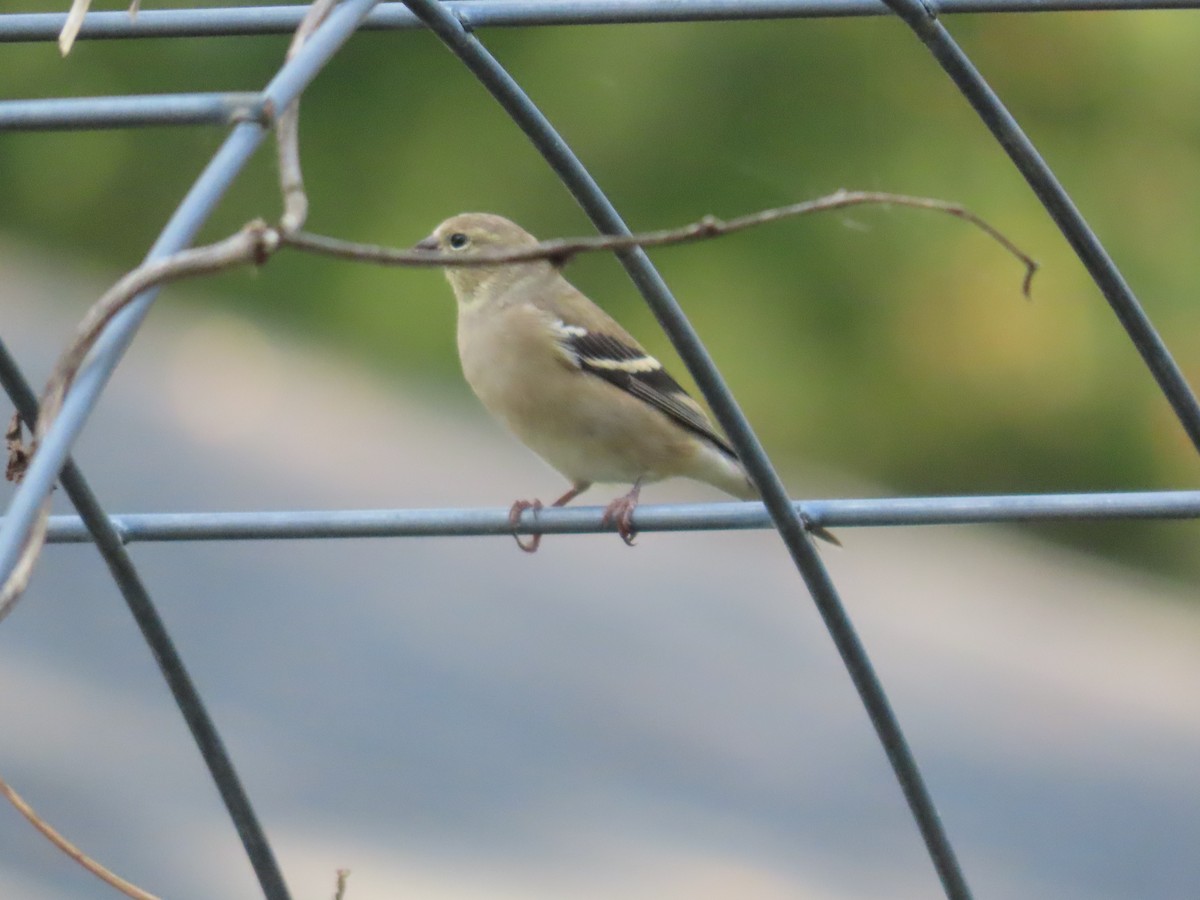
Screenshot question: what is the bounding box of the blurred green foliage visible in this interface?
[3,4,1200,578]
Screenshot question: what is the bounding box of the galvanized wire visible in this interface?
[0,93,267,131]
[28,490,1200,544]
[1,2,1198,900]
[2,0,1200,44]
[401,1,975,895]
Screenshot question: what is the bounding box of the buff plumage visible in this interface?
[416,213,758,552]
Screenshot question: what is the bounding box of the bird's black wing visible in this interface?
[558,327,739,460]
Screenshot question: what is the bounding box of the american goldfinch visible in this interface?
[416,212,760,553]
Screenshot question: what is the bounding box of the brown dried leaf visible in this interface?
[5,414,31,484]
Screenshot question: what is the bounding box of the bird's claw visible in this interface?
[509,499,544,553]
[601,495,639,546]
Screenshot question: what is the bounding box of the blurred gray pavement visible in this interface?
[1,248,1198,899]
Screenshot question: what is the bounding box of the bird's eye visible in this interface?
[448,232,470,250]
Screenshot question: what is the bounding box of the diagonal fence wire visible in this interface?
[0,2,388,897]
[0,0,384,618]
[2,2,1198,899]
[879,0,1200,456]
[400,2,973,895]
[0,336,294,900]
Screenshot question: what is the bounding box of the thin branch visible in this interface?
[57,0,90,56]
[0,498,51,626]
[285,189,1038,295]
[58,0,140,55]
[0,773,160,900]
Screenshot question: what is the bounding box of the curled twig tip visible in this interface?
[1021,259,1039,299]
[283,191,1036,305]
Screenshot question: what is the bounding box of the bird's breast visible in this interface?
[455,302,690,484]
[457,303,568,414]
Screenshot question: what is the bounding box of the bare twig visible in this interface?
[0,501,51,625]
[286,189,1039,295]
[37,223,279,451]
[57,0,90,56]
[277,0,341,234]
[0,773,160,900]
[58,1,140,57]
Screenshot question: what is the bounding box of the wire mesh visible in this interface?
[1,3,1197,900]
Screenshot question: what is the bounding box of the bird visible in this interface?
[415,213,826,553]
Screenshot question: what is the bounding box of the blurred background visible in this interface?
[1,2,1199,898]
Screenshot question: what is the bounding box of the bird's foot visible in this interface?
[601,482,642,547]
[507,483,591,554]
[508,499,544,553]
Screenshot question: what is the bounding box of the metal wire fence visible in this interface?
[1,2,1198,899]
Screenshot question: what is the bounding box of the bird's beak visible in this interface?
[414,235,439,251]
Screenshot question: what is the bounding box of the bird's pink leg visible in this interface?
[509,482,590,553]
[508,499,543,553]
[601,479,643,547]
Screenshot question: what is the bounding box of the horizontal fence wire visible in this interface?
[0,93,268,131]
[2,3,1197,900]
[2,0,1200,44]
[25,491,1200,544]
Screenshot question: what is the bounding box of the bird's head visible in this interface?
[415,213,546,304]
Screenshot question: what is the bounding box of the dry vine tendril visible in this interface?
[2,195,1036,615]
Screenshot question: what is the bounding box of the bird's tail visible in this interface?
[696,446,840,546]
[695,446,758,501]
